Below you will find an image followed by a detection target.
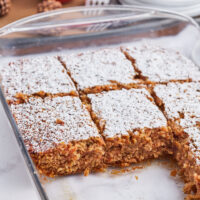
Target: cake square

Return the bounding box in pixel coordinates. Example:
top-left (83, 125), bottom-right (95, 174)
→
top-left (59, 48), bottom-right (141, 94)
top-left (0, 56), bottom-right (77, 104)
top-left (10, 96), bottom-right (105, 177)
top-left (153, 82), bottom-right (200, 137)
top-left (153, 82), bottom-right (200, 194)
top-left (87, 88), bottom-right (172, 165)
top-left (122, 44), bottom-right (200, 83)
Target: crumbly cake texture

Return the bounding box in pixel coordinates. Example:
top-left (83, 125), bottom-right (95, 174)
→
top-left (122, 44), bottom-right (200, 83)
top-left (0, 57), bottom-right (77, 104)
top-left (10, 96), bottom-right (105, 177)
top-left (153, 82), bottom-right (200, 195)
top-left (59, 48), bottom-right (141, 94)
top-left (87, 88), bottom-right (173, 165)
top-left (1, 45), bottom-right (200, 198)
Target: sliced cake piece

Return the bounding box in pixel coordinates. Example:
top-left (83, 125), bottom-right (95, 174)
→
top-left (153, 82), bottom-right (200, 137)
top-left (59, 48), bottom-right (141, 94)
top-left (153, 82), bottom-right (200, 196)
top-left (0, 56), bottom-right (77, 104)
top-left (10, 96), bottom-right (105, 177)
top-left (122, 44), bottom-right (200, 83)
top-left (86, 88), bottom-right (173, 166)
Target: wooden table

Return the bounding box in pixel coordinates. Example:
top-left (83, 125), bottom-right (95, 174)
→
top-left (0, 0), bottom-right (85, 27)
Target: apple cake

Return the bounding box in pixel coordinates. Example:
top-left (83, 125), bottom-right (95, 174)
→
top-left (86, 88), bottom-right (173, 166)
top-left (0, 44), bottom-right (199, 199)
top-left (58, 48), bottom-right (141, 94)
top-left (0, 56), bottom-right (77, 104)
top-left (10, 96), bottom-right (105, 177)
top-left (122, 44), bottom-right (200, 84)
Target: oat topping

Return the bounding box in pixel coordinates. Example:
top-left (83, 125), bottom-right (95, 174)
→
top-left (59, 48), bottom-right (139, 91)
top-left (0, 56), bottom-right (77, 101)
top-left (88, 88), bottom-right (167, 138)
top-left (122, 44), bottom-right (200, 82)
top-left (10, 96), bottom-right (100, 152)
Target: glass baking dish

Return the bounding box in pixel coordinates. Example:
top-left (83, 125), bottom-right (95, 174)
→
top-left (0, 5), bottom-right (200, 200)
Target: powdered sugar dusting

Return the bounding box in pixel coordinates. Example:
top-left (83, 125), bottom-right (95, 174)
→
top-left (10, 96), bottom-right (100, 152)
top-left (0, 56), bottom-right (77, 101)
top-left (59, 48), bottom-right (139, 91)
top-left (122, 44), bottom-right (200, 82)
top-left (154, 82), bottom-right (200, 163)
top-left (88, 88), bottom-right (167, 138)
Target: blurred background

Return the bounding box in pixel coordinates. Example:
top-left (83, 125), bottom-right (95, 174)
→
top-left (0, 0), bottom-right (199, 28)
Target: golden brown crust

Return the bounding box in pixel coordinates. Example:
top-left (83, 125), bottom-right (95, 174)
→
top-left (104, 127), bottom-right (173, 165)
top-left (31, 137), bottom-right (106, 177)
